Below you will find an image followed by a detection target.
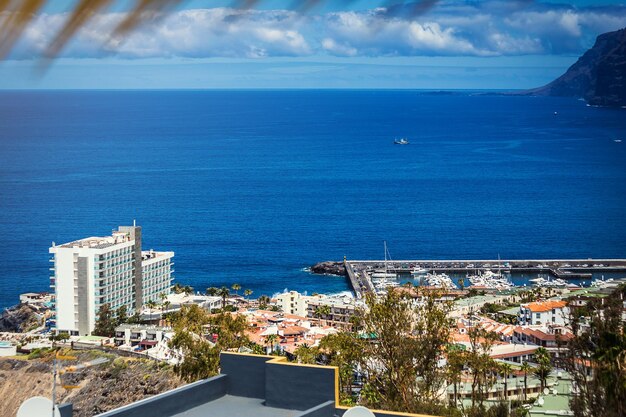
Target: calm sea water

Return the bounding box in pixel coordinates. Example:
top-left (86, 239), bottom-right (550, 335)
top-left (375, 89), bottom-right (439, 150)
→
top-left (1, 90), bottom-right (625, 309)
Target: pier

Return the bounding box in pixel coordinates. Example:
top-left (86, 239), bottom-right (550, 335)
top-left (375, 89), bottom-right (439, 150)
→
top-left (344, 258), bottom-right (626, 298)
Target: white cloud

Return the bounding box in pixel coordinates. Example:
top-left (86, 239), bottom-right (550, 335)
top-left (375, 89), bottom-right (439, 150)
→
top-left (5, 2), bottom-right (626, 60)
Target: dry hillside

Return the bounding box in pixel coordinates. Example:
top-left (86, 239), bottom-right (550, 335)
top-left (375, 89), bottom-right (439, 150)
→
top-left (0, 349), bottom-right (183, 417)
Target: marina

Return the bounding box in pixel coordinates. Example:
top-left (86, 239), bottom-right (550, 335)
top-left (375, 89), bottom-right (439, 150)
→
top-left (344, 258), bottom-right (626, 298)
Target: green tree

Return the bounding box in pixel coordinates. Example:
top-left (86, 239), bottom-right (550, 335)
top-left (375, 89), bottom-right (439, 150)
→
top-left (206, 287), bottom-right (218, 297)
top-left (244, 289), bottom-right (253, 302)
top-left (232, 283), bottom-right (241, 296)
top-left (183, 285), bottom-right (194, 296)
top-left (499, 362), bottom-right (514, 400)
top-left (314, 304), bottom-right (331, 326)
top-left (93, 303), bottom-right (116, 337)
top-left (169, 304), bottom-right (252, 382)
top-left (319, 331), bottom-right (365, 404)
top-left (258, 295), bottom-right (270, 310)
top-left (163, 301), bottom-right (171, 323)
top-left (294, 343), bottom-right (318, 364)
top-left (49, 332), bottom-right (70, 346)
top-left (127, 311), bottom-right (142, 324)
top-left (266, 333), bottom-right (278, 354)
top-left (354, 289), bottom-right (454, 413)
top-left (560, 285), bottom-right (626, 417)
top-left (218, 286), bottom-right (230, 309)
top-left (116, 305), bottom-right (128, 325)
top-left (466, 327), bottom-right (499, 410)
top-left (446, 345), bottom-right (466, 407)
top-left (520, 361), bottom-right (531, 401)
top-left (533, 347), bottom-right (552, 392)
top-left (207, 311), bottom-right (249, 350)
top-left (146, 299), bottom-right (157, 310)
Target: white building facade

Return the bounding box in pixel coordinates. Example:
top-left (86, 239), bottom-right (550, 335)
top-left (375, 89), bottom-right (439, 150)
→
top-left (50, 225), bottom-right (173, 335)
top-left (141, 250), bottom-right (175, 304)
top-left (275, 291), bottom-right (311, 316)
top-left (518, 300), bottom-right (569, 326)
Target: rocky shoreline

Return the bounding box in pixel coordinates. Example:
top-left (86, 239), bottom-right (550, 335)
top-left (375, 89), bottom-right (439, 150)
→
top-left (0, 303), bottom-right (45, 333)
top-left (310, 261), bottom-right (346, 277)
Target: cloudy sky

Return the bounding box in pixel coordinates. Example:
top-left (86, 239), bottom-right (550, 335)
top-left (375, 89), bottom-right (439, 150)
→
top-left (1, 0), bottom-right (625, 89)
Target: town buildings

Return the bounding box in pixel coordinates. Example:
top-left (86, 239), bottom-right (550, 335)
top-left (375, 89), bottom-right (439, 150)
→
top-left (274, 291), bottom-right (360, 329)
top-left (50, 224), bottom-right (174, 335)
top-left (114, 323), bottom-right (171, 350)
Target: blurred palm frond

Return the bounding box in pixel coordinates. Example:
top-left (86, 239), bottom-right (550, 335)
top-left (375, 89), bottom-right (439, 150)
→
top-left (0, 0), bottom-right (441, 62)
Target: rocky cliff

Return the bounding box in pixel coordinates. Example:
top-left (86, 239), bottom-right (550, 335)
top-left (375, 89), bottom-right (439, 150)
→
top-left (0, 351), bottom-right (183, 417)
top-left (529, 27), bottom-right (626, 107)
top-left (310, 261), bottom-right (346, 276)
top-left (0, 303), bottom-right (44, 332)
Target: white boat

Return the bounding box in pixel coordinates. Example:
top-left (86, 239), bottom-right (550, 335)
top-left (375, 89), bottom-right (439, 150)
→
top-left (591, 277), bottom-right (615, 288)
top-left (467, 269), bottom-right (513, 290)
top-left (614, 139), bottom-right (622, 143)
top-left (424, 272), bottom-right (457, 289)
top-left (394, 138), bottom-right (409, 145)
top-left (530, 276), bottom-right (568, 288)
top-left (372, 271), bottom-right (398, 279)
top-left (371, 241), bottom-right (398, 293)
top-left (410, 267), bottom-right (429, 276)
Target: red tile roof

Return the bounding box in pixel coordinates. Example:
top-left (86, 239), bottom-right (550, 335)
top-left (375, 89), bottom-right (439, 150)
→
top-left (524, 300), bottom-right (567, 313)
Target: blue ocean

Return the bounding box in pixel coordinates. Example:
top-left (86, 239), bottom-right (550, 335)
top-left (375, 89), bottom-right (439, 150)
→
top-left (1, 90), bottom-right (625, 309)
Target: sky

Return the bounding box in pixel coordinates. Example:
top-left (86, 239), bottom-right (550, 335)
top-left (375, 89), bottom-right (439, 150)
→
top-left (0, 0), bottom-right (625, 89)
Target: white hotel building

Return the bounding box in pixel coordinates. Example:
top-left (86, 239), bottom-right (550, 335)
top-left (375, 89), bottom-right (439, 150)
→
top-left (50, 225), bottom-right (174, 336)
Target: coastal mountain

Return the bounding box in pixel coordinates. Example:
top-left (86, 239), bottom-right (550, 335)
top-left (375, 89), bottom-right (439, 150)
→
top-left (528, 27), bottom-right (626, 107)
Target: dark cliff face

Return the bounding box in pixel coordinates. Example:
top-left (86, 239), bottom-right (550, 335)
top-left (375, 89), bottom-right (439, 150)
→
top-left (531, 27), bottom-right (626, 107)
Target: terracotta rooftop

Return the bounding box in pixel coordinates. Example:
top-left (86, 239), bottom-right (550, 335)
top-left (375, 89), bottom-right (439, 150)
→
top-left (524, 300), bottom-right (567, 312)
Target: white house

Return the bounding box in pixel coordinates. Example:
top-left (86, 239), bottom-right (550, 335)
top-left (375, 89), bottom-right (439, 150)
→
top-left (518, 300), bottom-right (569, 326)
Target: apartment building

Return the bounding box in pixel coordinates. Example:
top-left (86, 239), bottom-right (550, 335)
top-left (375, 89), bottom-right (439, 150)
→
top-left (114, 323), bottom-right (171, 349)
top-left (141, 249), bottom-right (174, 304)
top-left (518, 300), bottom-right (569, 326)
top-left (274, 291), bottom-right (311, 316)
top-left (50, 224), bottom-right (173, 335)
top-left (306, 297), bottom-right (358, 328)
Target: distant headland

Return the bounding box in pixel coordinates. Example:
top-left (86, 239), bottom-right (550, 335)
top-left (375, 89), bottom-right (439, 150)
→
top-left (523, 27), bottom-right (626, 108)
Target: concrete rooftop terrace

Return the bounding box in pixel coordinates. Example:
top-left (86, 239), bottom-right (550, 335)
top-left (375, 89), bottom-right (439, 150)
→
top-left (59, 352), bottom-right (436, 417)
top-left (171, 395), bottom-right (298, 417)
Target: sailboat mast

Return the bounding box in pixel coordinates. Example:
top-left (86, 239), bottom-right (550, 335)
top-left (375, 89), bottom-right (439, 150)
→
top-left (384, 240), bottom-right (387, 274)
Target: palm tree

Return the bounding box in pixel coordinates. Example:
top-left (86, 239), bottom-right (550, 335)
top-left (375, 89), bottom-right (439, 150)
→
top-left (183, 285), bottom-right (194, 296)
top-left (162, 300), bottom-right (171, 325)
top-left (206, 287), bottom-right (219, 297)
top-left (266, 333), bottom-right (278, 354)
top-left (499, 362), bottom-right (514, 400)
top-left (158, 292), bottom-right (167, 317)
top-left (146, 299), bottom-right (157, 314)
top-left (534, 347), bottom-right (552, 392)
top-left (458, 277), bottom-right (465, 291)
top-left (446, 348), bottom-right (465, 406)
top-left (218, 286), bottom-right (230, 309)
top-left (521, 361), bottom-right (532, 401)
top-left (244, 289), bottom-right (253, 303)
top-left (258, 295), bottom-right (270, 310)
top-left (232, 283), bottom-right (241, 296)
top-left (314, 305), bottom-right (332, 326)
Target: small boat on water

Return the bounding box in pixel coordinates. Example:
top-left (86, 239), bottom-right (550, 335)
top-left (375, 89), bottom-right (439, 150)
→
top-left (410, 267), bottom-right (429, 276)
top-left (394, 138), bottom-right (409, 145)
top-left (614, 139), bottom-right (622, 143)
